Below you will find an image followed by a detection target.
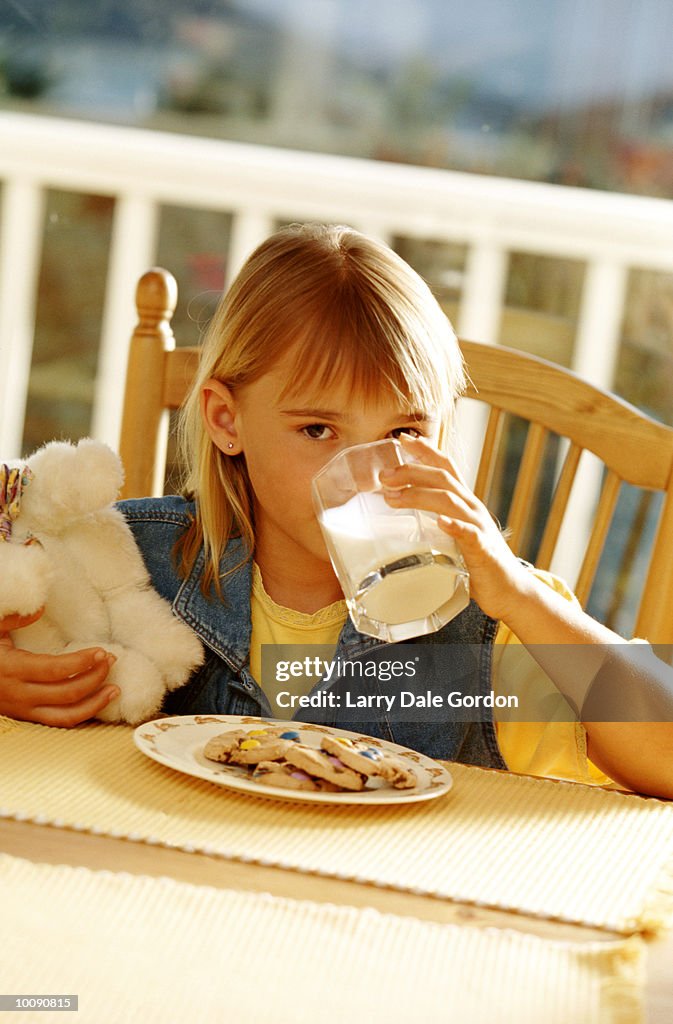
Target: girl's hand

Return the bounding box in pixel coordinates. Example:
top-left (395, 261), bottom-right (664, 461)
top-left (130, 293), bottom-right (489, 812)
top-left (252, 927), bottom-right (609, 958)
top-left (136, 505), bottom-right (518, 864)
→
top-left (0, 610), bottom-right (120, 727)
top-left (379, 435), bottom-right (531, 622)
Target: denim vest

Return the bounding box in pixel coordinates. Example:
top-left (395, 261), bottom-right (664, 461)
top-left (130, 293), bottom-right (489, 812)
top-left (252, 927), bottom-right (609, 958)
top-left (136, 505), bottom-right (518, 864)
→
top-left (119, 496), bottom-right (507, 770)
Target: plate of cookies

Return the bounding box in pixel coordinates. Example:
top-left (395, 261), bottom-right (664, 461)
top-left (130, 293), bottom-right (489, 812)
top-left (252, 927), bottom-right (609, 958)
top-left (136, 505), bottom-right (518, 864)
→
top-left (133, 715), bottom-right (453, 804)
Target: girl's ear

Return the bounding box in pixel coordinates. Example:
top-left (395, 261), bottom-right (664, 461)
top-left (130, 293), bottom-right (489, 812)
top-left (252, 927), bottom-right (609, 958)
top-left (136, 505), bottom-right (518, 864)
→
top-left (201, 378), bottom-right (242, 455)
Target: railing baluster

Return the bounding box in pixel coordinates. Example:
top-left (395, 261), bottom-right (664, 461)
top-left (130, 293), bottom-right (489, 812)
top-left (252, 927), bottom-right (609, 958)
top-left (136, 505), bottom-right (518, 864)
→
top-left (0, 179), bottom-right (45, 456)
top-left (574, 260), bottom-right (628, 388)
top-left (550, 260), bottom-right (628, 586)
top-left (91, 194), bottom-right (159, 449)
top-left (227, 211), bottom-right (276, 287)
top-left (455, 241), bottom-right (508, 485)
top-left (458, 241), bottom-right (508, 345)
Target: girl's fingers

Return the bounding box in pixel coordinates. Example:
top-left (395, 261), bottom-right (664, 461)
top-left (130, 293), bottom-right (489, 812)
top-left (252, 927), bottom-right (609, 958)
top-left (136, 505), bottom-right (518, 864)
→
top-left (380, 463), bottom-right (483, 519)
top-left (32, 685), bottom-right (120, 728)
top-left (399, 434), bottom-right (471, 489)
top-left (437, 515), bottom-right (480, 544)
top-left (17, 659), bottom-right (116, 706)
top-left (381, 461), bottom-right (463, 495)
top-left (5, 646), bottom-right (111, 684)
top-left (390, 436), bottom-right (480, 509)
top-left (383, 484), bottom-right (474, 522)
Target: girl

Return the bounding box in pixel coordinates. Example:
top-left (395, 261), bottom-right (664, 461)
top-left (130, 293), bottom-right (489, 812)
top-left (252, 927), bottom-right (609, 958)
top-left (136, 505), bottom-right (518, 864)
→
top-left (2, 223), bottom-right (672, 797)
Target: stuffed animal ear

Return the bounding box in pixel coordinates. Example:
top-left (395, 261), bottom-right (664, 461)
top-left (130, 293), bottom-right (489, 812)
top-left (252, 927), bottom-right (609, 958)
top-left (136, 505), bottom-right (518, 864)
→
top-left (0, 541), bottom-right (52, 618)
top-left (21, 439), bottom-right (124, 529)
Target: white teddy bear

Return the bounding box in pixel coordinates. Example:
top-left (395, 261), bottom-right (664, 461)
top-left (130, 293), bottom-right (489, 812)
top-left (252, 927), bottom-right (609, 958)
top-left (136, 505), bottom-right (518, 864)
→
top-left (0, 439), bottom-right (203, 724)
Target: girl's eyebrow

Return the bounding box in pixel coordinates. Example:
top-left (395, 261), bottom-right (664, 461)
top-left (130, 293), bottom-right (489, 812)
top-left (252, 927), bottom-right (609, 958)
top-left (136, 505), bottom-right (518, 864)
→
top-left (280, 408), bottom-right (435, 422)
top-left (280, 408), bottom-right (351, 420)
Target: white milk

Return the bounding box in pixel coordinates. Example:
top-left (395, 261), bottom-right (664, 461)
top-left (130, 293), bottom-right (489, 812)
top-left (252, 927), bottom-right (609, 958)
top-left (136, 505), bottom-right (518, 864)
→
top-left (319, 491), bottom-right (468, 626)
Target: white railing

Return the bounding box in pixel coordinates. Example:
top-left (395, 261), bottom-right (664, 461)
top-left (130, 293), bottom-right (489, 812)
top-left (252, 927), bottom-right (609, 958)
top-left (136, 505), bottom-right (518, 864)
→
top-left (2, 110), bottom-right (673, 585)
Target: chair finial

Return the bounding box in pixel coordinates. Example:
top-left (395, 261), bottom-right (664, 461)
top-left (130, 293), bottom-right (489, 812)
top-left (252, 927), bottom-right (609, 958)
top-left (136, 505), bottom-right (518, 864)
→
top-left (135, 268), bottom-right (178, 327)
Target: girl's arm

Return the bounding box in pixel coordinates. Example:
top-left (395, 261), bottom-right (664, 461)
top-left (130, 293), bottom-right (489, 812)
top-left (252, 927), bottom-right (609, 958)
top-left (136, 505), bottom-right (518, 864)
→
top-left (490, 570), bottom-right (673, 798)
top-left (0, 611), bottom-right (119, 727)
top-left (381, 435), bottom-right (673, 799)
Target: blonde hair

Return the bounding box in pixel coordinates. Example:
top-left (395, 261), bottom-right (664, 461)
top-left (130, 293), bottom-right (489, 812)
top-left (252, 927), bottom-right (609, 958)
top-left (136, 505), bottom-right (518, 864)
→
top-left (177, 223), bottom-right (466, 592)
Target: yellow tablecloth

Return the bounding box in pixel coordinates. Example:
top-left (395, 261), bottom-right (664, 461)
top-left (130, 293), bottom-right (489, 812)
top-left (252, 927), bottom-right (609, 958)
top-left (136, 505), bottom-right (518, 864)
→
top-left (2, 717), bottom-right (673, 934)
top-left (0, 852), bottom-right (645, 1024)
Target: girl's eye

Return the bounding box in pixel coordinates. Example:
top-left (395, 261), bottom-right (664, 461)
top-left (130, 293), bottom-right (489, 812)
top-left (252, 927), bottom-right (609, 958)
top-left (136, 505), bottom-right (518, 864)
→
top-left (302, 424), bottom-right (336, 441)
top-left (390, 426), bottom-right (422, 439)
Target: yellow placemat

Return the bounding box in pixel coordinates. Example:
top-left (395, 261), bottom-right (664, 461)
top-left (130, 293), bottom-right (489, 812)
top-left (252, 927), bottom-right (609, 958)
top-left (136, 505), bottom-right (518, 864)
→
top-left (2, 718), bottom-right (673, 935)
top-left (0, 852), bottom-right (645, 1024)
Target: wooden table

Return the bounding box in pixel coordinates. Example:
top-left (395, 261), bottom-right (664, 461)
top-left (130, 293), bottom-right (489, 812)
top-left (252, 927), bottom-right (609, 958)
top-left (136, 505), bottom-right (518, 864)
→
top-left (2, 717), bottom-right (672, 1022)
top-left (1, 792), bottom-right (671, 1023)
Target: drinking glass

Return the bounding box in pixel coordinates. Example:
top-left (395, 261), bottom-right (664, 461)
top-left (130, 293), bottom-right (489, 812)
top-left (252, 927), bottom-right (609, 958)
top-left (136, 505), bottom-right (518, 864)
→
top-left (312, 439), bottom-right (469, 641)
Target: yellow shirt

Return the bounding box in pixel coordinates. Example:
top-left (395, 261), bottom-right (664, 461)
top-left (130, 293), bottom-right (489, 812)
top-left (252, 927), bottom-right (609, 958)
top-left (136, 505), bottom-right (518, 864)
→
top-left (249, 563), bottom-right (346, 718)
top-left (249, 563), bottom-right (610, 785)
top-left (491, 570), bottom-right (610, 786)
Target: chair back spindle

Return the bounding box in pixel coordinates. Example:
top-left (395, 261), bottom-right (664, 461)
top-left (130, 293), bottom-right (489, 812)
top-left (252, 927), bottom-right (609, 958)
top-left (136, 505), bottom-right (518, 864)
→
top-left (119, 269), bottom-right (177, 498)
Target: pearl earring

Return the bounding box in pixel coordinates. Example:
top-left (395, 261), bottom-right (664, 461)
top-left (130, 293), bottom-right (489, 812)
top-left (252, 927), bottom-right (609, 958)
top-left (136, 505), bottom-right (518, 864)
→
top-left (227, 442), bottom-right (234, 450)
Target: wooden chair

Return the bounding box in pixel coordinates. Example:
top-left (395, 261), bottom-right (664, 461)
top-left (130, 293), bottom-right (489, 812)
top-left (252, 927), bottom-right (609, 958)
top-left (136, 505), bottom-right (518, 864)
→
top-left (119, 269), bottom-right (200, 499)
top-left (459, 340), bottom-right (673, 644)
top-left (119, 268), bottom-right (673, 643)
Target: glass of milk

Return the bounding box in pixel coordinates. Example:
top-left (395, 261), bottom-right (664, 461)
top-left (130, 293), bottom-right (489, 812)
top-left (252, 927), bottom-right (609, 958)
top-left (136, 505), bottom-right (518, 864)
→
top-left (312, 439), bottom-right (469, 640)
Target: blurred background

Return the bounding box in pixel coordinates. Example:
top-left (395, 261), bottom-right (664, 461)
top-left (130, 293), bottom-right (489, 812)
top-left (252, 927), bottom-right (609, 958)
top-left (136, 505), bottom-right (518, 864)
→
top-left (1, 0), bottom-right (673, 633)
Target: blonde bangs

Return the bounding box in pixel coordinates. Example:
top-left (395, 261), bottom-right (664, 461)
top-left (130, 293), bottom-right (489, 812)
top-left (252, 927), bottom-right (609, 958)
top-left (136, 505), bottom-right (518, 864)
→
top-left (279, 315), bottom-right (450, 420)
top-left (274, 250), bottom-right (461, 424)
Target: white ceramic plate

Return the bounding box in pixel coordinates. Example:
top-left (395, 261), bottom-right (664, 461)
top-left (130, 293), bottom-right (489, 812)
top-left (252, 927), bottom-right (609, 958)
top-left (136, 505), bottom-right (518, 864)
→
top-left (133, 715), bottom-right (453, 805)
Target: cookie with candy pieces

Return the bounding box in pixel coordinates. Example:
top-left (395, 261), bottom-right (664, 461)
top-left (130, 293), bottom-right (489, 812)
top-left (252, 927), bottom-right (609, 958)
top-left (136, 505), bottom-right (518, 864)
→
top-left (251, 760), bottom-right (340, 792)
top-left (321, 735), bottom-right (418, 789)
top-left (283, 743), bottom-right (366, 791)
top-left (204, 726), bottom-right (301, 766)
